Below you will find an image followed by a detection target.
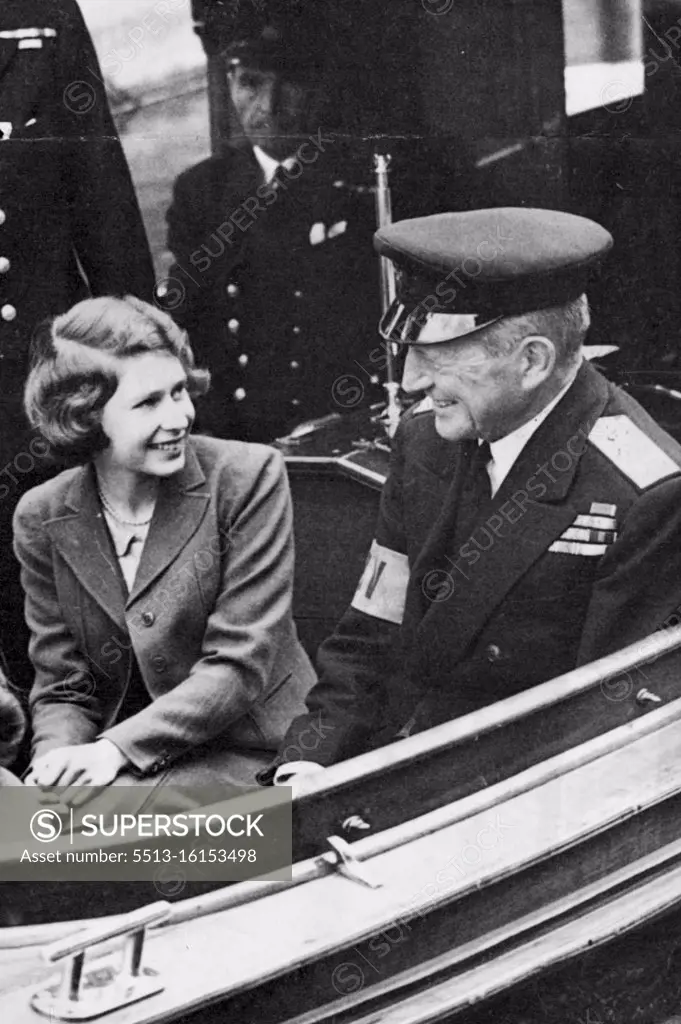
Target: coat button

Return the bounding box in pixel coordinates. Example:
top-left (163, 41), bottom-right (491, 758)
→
top-left (0, 210), bottom-right (7, 227)
top-left (291, 398), bottom-right (301, 407)
top-left (1, 304), bottom-right (16, 322)
top-left (152, 655), bottom-right (167, 672)
top-left (292, 325), bottom-right (301, 335)
top-left (141, 611), bottom-right (155, 627)
top-left (234, 387), bottom-right (246, 401)
top-left (227, 283), bottom-right (239, 297)
top-left (238, 353), bottom-right (249, 367)
top-left (0, 257), bottom-right (10, 274)
top-left (485, 643), bottom-right (502, 663)
top-left (228, 318), bottom-right (239, 333)
top-left (293, 289), bottom-right (303, 298)
top-left (290, 360), bottom-right (300, 370)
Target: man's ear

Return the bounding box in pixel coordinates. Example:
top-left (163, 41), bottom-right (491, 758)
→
top-left (518, 335), bottom-right (556, 387)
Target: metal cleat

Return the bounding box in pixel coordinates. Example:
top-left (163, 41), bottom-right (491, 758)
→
top-left (341, 815), bottom-right (372, 833)
top-left (32, 901), bottom-right (170, 1021)
top-left (636, 688), bottom-right (663, 706)
top-left (326, 835), bottom-right (383, 889)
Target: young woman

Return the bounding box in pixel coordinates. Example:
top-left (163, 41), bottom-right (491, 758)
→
top-left (14, 296), bottom-right (315, 791)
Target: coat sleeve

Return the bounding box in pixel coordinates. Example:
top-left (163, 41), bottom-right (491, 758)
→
top-left (163, 160), bottom-right (246, 333)
top-left (0, 663), bottom-right (26, 769)
top-left (577, 474), bottom-right (681, 665)
top-left (264, 427), bottom-right (411, 774)
top-left (162, 168), bottom-right (207, 333)
top-left (59, 0), bottom-right (155, 301)
top-left (101, 449), bottom-right (301, 773)
top-left (13, 497), bottom-right (104, 759)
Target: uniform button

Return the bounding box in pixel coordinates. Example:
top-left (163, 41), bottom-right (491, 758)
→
top-left (290, 360), bottom-right (300, 370)
top-left (152, 655), bottom-right (167, 672)
top-left (1, 304), bottom-right (16, 322)
top-left (141, 611), bottom-right (155, 627)
top-left (0, 257), bottom-right (10, 274)
top-left (234, 387), bottom-right (247, 401)
top-left (0, 210), bottom-right (7, 226)
top-left (293, 289), bottom-right (303, 298)
top-left (291, 398), bottom-right (301, 407)
top-left (228, 318), bottom-right (239, 333)
top-left (485, 643), bottom-right (502, 663)
top-left (292, 325), bottom-right (301, 335)
top-left (227, 283), bottom-right (239, 297)
top-left (238, 354), bottom-right (249, 367)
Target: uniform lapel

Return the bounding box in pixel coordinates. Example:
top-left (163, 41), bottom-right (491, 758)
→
top-left (126, 444), bottom-right (210, 607)
top-left (44, 465), bottom-right (128, 633)
top-left (414, 362), bottom-right (611, 665)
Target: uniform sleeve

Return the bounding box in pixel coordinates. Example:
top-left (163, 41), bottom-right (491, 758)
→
top-left (162, 169), bottom-right (207, 333)
top-left (102, 450), bottom-right (299, 774)
top-left (577, 474), bottom-right (681, 664)
top-left (59, 1), bottom-right (155, 301)
top-left (13, 499), bottom-right (103, 760)
top-left (265, 427), bottom-right (411, 772)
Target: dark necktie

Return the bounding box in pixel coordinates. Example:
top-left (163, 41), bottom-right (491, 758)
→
top-left (451, 440), bottom-right (493, 554)
top-left (271, 165), bottom-right (288, 191)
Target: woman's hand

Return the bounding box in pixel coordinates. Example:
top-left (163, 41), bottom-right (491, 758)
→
top-left (25, 739), bottom-right (129, 790)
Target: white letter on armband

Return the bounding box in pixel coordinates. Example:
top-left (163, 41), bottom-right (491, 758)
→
top-left (351, 540), bottom-right (409, 624)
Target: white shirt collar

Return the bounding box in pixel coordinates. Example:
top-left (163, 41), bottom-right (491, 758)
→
top-left (252, 145), bottom-right (296, 184)
top-left (487, 364), bottom-right (581, 496)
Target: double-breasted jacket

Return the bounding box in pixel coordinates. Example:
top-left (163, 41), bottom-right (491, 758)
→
top-left (275, 361), bottom-right (681, 767)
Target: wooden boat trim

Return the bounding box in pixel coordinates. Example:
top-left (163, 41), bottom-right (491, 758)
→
top-left (282, 838), bottom-right (681, 1024)
top-left (6, 712), bottom-right (681, 1018)
top-left (4, 681), bottom-right (681, 956)
top-left (3, 679), bottom-right (681, 953)
top-left (292, 623), bottom-right (681, 802)
top-left (312, 856), bottom-right (681, 1024)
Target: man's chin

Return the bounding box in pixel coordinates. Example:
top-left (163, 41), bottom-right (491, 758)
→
top-left (432, 405), bottom-right (475, 442)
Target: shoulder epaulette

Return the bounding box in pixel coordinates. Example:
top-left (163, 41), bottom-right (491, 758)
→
top-left (588, 415), bottom-right (681, 489)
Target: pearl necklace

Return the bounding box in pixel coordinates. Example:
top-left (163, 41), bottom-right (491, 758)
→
top-left (97, 485), bottom-right (154, 528)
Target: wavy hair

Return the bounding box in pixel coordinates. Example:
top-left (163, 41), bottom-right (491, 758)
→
top-left (24, 296), bottom-right (210, 464)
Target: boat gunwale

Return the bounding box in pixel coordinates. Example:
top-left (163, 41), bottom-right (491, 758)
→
top-left (3, 625), bottom-right (681, 949)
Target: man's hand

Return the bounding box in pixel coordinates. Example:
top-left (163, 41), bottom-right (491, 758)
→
top-left (25, 740), bottom-right (129, 792)
top-left (273, 761), bottom-right (325, 798)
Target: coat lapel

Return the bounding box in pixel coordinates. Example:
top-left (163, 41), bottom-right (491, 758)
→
top-left (127, 445), bottom-right (210, 607)
top-left (45, 465), bottom-right (128, 632)
top-left (414, 362), bottom-right (611, 665)
top-left (44, 446), bottom-right (211, 627)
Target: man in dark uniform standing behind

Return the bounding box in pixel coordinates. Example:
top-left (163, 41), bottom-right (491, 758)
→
top-left (162, 1), bottom-right (475, 443)
top-left (0, 0), bottom-right (154, 688)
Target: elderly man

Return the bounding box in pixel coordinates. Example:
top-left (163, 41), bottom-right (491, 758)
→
top-left (265, 207), bottom-right (681, 782)
top-left (162, 4), bottom-right (474, 442)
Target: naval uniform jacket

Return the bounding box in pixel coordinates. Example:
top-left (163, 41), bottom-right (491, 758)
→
top-left (0, 0), bottom-right (154, 685)
top-left (13, 437), bottom-right (316, 780)
top-left (164, 139), bottom-right (474, 443)
top-left (275, 361), bottom-right (681, 767)
top-left (0, 0), bottom-right (154, 466)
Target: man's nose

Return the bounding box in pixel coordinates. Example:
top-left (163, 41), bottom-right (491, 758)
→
top-left (255, 80), bottom-right (277, 116)
top-left (401, 347), bottom-right (431, 394)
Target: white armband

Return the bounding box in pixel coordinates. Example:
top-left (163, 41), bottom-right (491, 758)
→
top-left (351, 540), bottom-right (409, 624)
